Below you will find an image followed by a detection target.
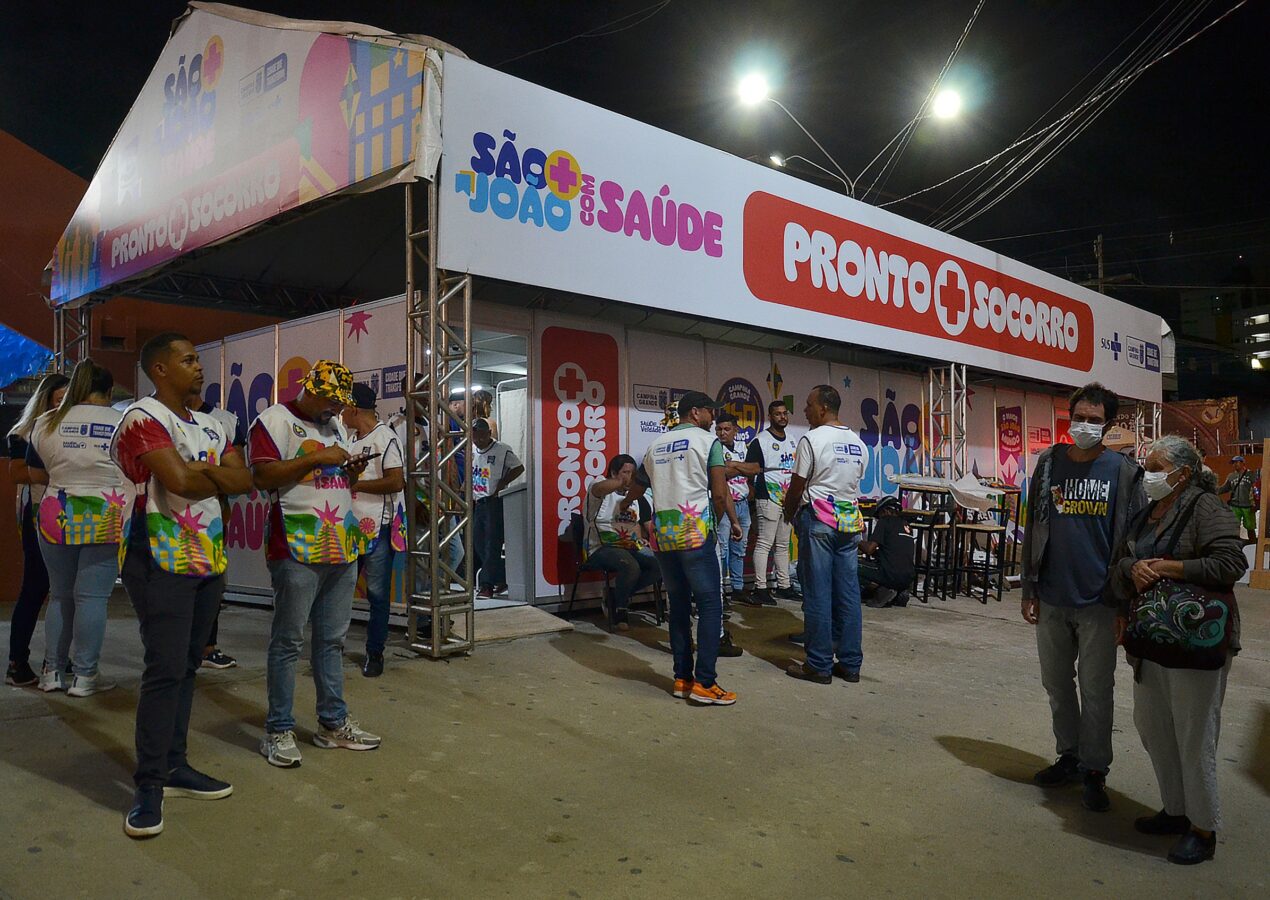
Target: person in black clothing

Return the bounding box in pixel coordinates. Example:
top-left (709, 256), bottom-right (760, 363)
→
top-left (860, 497), bottom-right (916, 608)
top-left (4, 373), bottom-right (69, 686)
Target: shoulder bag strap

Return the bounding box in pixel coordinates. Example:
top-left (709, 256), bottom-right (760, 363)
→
top-left (1160, 494), bottom-right (1202, 559)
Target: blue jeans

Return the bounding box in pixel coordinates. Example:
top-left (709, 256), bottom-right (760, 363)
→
top-left (796, 510), bottom-right (862, 674)
top-left (656, 535), bottom-right (722, 687)
top-left (265, 556), bottom-right (357, 733)
top-left (716, 501), bottom-right (751, 592)
top-left (359, 524), bottom-right (395, 656)
top-left (38, 538), bottom-right (119, 677)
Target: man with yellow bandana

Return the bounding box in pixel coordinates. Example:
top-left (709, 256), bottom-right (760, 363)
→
top-left (249, 361), bottom-right (378, 768)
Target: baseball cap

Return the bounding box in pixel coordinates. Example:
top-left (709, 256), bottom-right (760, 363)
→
top-left (300, 360), bottom-right (354, 406)
top-left (875, 496), bottom-right (902, 515)
top-left (1231, 455), bottom-right (1245, 462)
top-left (350, 382), bottom-right (377, 410)
top-left (676, 390), bottom-right (719, 414)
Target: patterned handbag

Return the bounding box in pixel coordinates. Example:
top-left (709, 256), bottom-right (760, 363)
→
top-left (1123, 496), bottom-right (1237, 670)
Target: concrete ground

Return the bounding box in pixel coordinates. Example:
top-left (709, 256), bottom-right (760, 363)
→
top-left (1, 586), bottom-right (1266, 900)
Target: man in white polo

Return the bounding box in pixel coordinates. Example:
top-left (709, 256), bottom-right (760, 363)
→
top-left (783, 385), bottom-right (868, 684)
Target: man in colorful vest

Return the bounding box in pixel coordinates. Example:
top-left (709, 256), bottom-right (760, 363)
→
top-left (783, 385), bottom-right (868, 684)
top-left (249, 361), bottom-right (380, 767)
top-left (714, 412), bottom-right (752, 605)
top-left (342, 382), bottom-right (406, 678)
top-left (742, 400), bottom-right (798, 606)
top-left (113, 333), bottom-right (253, 839)
top-left (625, 391), bottom-right (743, 705)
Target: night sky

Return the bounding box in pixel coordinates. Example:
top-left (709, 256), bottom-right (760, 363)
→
top-left (3, 0), bottom-right (1266, 308)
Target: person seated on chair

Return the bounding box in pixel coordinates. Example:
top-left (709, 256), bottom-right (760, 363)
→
top-left (860, 497), bottom-right (916, 608)
top-left (584, 454), bottom-right (662, 630)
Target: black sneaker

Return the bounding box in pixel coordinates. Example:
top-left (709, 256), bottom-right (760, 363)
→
top-left (362, 652), bottom-right (384, 678)
top-left (124, 785), bottom-right (164, 838)
top-left (731, 588), bottom-right (751, 605)
top-left (772, 586), bottom-right (798, 602)
top-left (1033, 754), bottom-right (1081, 787)
top-left (164, 765), bottom-right (233, 800)
top-left (890, 591), bottom-right (910, 608)
top-left (740, 589), bottom-right (773, 607)
top-left (1135, 810), bottom-right (1191, 835)
top-left (864, 588), bottom-right (896, 609)
top-left (1167, 829), bottom-right (1216, 865)
top-left (786, 662), bottom-right (832, 684)
top-left (5, 660), bottom-right (38, 687)
top-left (788, 632), bottom-right (806, 645)
top-left (201, 649), bottom-right (237, 669)
top-left (717, 630), bottom-right (744, 657)
top-left (832, 663), bottom-right (860, 682)
top-left (1081, 770), bottom-right (1110, 812)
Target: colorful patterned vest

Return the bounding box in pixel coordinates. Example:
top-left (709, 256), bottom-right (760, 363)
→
top-left (31, 405), bottom-right (126, 545)
top-left (642, 426), bottom-right (718, 551)
top-left (255, 403), bottom-right (365, 564)
top-left (113, 398), bottom-right (230, 576)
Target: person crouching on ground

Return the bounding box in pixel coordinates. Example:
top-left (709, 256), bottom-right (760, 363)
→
top-left (782, 385), bottom-right (869, 684)
top-left (860, 496), bottom-right (916, 608)
top-left (623, 391), bottom-right (742, 705)
top-left (1111, 435), bottom-right (1246, 865)
top-left (113, 333), bottom-right (253, 838)
top-left (248, 361), bottom-right (379, 767)
top-left (342, 383), bottom-right (406, 678)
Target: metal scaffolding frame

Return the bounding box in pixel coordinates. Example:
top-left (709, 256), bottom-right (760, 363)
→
top-left (925, 363), bottom-right (968, 479)
top-left (1134, 401), bottom-right (1162, 463)
top-left (52, 304), bottom-right (93, 371)
top-left (404, 179), bottom-right (475, 658)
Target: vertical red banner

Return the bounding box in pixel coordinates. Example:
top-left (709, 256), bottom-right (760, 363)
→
top-left (539, 326), bottom-right (620, 585)
top-left (997, 405), bottom-right (1024, 485)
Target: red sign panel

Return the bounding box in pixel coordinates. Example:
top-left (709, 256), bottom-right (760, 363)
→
top-left (742, 191), bottom-right (1094, 371)
top-left (539, 326), bottom-right (620, 585)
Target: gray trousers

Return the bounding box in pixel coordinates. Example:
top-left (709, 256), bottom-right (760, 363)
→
top-left (1035, 602), bottom-right (1117, 773)
top-left (1133, 658), bottom-right (1231, 831)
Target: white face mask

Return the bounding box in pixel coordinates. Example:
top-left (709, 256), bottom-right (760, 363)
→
top-left (1068, 421), bottom-right (1104, 450)
top-left (1143, 468), bottom-right (1178, 502)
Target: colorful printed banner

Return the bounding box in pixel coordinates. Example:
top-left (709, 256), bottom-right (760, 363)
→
top-left (51, 8), bottom-right (438, 306)
top-left (438, 56), bottom-right (1163, 402)
top-left (997, 405), bottom-right (1024, 486)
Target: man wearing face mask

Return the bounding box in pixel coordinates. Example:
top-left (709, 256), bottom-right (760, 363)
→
top-left (1021, 383), bottom-right (1145, 812)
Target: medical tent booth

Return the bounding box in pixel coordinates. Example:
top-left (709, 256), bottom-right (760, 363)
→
top-left (48, 3), bottom-right (1167, 658)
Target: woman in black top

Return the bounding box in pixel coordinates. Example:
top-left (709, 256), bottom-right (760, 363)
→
top-left (5, 372), bottom-right (69, 686)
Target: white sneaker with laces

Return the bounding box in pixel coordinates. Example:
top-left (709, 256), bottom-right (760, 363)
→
top-left (67, 674), bottom-right (116, 697)
top-left (38, 668), bottom-right (64, 693)
top-left (313, 718), bottom-right (381, 751)
top-left (260, 730), bottom-right (303, 767)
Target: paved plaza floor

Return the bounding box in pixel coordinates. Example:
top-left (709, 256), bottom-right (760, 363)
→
top-left (1, 586), bottom-right (1266, 898)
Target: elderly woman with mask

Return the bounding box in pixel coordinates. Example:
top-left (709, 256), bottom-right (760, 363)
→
top-left (1110, 434), bottom-right (1246, 866)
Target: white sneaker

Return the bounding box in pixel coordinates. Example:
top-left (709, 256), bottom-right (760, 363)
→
top-left (260, 730), bottom-right (303, 767)
top-left (38, 668), bottom-right (64, 693)
top-left (66, 674), bottom-right (116, 697)
top-left (313, 718), bottom-right (381, 751)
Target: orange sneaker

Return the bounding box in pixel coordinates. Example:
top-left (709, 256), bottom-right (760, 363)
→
top-left (689, 682), bottom-right (737, 706)
top-left (672, 678), bottom-right (694, 698)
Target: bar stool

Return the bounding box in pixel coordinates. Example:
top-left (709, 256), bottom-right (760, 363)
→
top-left (908, 513), bottom-right (954, 603)
top-left (953, 521), bottom-right (1007, 603)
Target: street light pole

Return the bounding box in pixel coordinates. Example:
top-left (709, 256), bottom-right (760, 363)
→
top-left (764, 97), bottom-right (857, 198)
top-left (770, 154), bottom-right (853, 195)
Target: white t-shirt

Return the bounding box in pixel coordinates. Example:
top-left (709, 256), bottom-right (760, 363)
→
top-left (349, 421), bottom-right (406, 552)
top-left (793, 424), bottom-right (868, 533)
top-left (471, 440), bottom-right (522, 501)
top-left (28, 405), bottom-right (126, 545)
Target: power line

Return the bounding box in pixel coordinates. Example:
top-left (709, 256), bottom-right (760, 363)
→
top-left (496, 1), bottom-right (673, 67)
top-left (881, 0), bottom-right (1249, 212)
top-left (861, 0), bottom-right (985, 204)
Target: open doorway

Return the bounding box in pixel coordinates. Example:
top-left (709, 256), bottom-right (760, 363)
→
top-left (470, 329), bottom-right (529, 609)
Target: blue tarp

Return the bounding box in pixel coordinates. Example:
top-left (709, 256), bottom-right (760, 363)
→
top-left (0, 323), bottom-right (52, 389)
